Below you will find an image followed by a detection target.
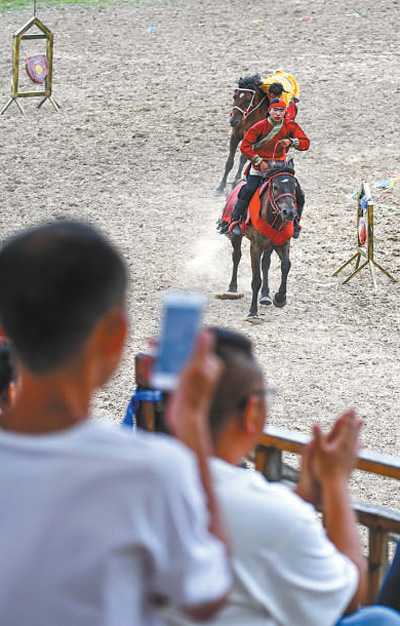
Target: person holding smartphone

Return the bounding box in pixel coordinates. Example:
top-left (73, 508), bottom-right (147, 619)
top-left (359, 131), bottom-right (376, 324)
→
top-left (0, 221), bottom-right (231, 626)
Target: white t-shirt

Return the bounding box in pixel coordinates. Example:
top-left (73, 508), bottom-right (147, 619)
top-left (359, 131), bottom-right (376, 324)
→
top-left (0, 420), bottom-right (231, 626)
top-left (163, 457), bottom-right (358, 626)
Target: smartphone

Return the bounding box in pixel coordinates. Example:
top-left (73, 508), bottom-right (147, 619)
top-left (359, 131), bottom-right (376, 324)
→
top-left (150, 292), bottom-right (206, 391)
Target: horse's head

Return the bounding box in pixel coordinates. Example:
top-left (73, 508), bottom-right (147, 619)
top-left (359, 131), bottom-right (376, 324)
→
top-left (265, 159), bottom-right (297, 223)
top-left (229, 74), bottom-right (263, 129)
top-left (230, 88), bottom-right (255, 127)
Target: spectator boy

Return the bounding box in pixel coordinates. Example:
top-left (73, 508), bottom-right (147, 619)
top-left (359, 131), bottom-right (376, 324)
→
top-left (163, 329), bottom-right (400, 626)
top-left (0, 221), bottom-right (231, 626)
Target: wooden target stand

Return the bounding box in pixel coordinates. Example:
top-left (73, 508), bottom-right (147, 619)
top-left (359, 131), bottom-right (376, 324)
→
top-left (333, 182), bottom-right (397, 289)
top-left (1, 4), bottom-right (60, 115)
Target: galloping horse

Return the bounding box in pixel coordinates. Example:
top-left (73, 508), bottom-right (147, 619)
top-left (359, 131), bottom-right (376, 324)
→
top-left (214, 74), bottom-right (269, 195)
top-left (222, 160), bottom-right (298, 317)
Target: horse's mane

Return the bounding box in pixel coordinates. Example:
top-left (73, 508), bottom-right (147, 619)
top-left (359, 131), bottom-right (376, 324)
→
top-left (259, 164), bottom-right (296, 201)
top-left (237, 74), bottom-right (262, 90)
top-left (264, 164), bottom-right (295, 180)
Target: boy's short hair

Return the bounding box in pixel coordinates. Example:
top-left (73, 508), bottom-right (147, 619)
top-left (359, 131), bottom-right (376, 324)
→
top-left (268, 82), bottom-right (284, 97)
top-left (0, 221), bottom-right (127, 374)
top-left (208, 328), bottom-right (263, 440)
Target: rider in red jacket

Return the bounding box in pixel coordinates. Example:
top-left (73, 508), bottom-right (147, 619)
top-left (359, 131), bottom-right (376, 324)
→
top-left (229, 98), bottom-right (310, 237)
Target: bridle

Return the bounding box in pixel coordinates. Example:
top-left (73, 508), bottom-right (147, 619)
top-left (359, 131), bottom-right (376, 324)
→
top-left (231, 88), bottom-right (267, 120)
top-left (265, 171), bottom-right (297, 231)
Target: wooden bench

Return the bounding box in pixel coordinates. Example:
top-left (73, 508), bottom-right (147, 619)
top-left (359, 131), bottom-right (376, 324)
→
top-left (256, 425), bottom-right (400, 604)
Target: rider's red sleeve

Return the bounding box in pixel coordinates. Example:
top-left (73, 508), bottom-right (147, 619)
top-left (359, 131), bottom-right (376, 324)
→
top-left (289, 121), bottom-right (310, 151)
top-left (240, 119), bottom-right (268, 163)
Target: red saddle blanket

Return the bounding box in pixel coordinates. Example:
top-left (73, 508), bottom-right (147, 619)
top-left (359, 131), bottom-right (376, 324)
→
top-left (220, 182), bottom-right (246, 222)
top-left (221, 182), bottom-right (293, 245)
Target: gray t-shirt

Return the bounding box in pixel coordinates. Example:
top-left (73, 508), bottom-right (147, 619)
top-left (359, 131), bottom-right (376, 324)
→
top-left (0, 421), bottom-right (231, 626)
top-left (163, 457), bottom-right (357, 626)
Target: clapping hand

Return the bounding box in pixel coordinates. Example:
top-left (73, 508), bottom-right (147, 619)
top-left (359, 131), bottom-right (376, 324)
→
top-left (312, 409), bottom-right (363, 484)
top-left (297, 409), bottom-right (363, 505)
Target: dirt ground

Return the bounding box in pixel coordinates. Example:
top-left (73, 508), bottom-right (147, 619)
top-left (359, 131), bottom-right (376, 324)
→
top-left (0, 0), bottom-right (399, 511)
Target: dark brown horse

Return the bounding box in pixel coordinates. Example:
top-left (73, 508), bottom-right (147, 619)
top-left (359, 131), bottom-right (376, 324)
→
top-left (226, 160), bottom-right (298, 317)
top-left (214, 74), bottom-right (269, 195)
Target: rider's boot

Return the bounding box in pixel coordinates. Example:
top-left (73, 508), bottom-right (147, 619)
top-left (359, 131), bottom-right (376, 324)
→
top-left (229, 198), bottom-right (248, 236)
top-left (293, 218), bottom-right (301, 238)
top-left (293, 182), bottom-right (305, 239)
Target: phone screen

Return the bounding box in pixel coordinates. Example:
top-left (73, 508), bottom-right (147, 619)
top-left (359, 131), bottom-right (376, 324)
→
top-left (150, 292), bottom-right (205, 390)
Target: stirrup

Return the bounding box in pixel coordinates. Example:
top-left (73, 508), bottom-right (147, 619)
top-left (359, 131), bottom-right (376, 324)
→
top-left (229, 220), bottom-right (242, 235)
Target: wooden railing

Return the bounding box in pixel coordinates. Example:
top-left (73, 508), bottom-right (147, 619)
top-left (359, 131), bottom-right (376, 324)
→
top-left (255, 425), bottom-right (400, 604)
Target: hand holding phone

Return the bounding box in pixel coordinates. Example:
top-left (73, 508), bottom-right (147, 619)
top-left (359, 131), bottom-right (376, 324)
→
top-left (150, 292), bottom-right (206, 391)
top-left (165, 329), bottom-right (224, 446)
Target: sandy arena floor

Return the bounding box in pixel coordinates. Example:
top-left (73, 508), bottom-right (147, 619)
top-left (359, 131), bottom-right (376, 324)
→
top-left (0, 0), bottom-right (399, 512)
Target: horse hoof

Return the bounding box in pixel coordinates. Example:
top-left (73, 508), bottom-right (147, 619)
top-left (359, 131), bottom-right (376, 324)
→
top-left (246, 315), bottom-right (264, 325)
top-left (260, 295), bottom-right (273, 306)
top-left (213, 188), bottom-right (225, 196)
top-left (215, 292), bottom-right (244, 300)
top-left (273, 294), bottom-right (287, 308)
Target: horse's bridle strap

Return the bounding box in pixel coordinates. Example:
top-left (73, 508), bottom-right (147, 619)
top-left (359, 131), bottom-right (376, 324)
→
top-left (231, 92), bottom-right (267, 120)
top-left (267, 172), bottom-right (297, 224)
top-left (273, 192), bottom-right (296, 202)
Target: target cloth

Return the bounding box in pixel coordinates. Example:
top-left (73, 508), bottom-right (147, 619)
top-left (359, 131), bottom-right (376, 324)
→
top-left (26, 55), bottom-right (49, 84)
top-left (358, 217), bottom-right (367, 246)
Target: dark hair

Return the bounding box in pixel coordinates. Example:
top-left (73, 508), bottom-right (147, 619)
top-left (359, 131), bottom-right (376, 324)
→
top-left (268, 82), bottom-right (285, 97)
top-left (0, 221), bottom-right (127, 373)
top-left (0, 340), bottom-right (15, 395)
top-left (208, 328), bottom-right (262, 441)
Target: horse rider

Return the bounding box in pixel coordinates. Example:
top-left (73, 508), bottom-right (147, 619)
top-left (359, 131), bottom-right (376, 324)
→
top-left (229, 98), bottom-right (310, 237)
top-left (261, 70), bottom-right (300, 121)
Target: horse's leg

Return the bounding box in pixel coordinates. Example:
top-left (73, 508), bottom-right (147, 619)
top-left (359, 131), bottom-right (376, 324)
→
top-left (260, 248), bottom-right (273, 305)
top-left (214, 133), bottom-right (241, 195)
top-left (273, 243), bottom-right (291, 308)
top-left (233, 152), bottom-right (247, 187)
top-left (228, 234), bottom-right (242, 293)
top-left (249, 242), bottom-right (263, 317)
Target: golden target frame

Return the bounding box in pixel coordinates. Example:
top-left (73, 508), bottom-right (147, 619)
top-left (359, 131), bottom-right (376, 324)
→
top-left (333, 182), bottom-right (397, 289)
top-left (1, 15), bottom-right (60, 115)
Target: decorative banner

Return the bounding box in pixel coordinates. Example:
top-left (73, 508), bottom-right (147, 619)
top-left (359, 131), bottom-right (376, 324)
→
top-left (26, 54), bottom-right (49, 84)
top-left (358, 216), bottom-right (367, 246)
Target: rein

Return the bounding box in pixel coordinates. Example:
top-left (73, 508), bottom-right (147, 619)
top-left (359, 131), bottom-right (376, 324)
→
top-left (231, 89), bottom-right (267, 120)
